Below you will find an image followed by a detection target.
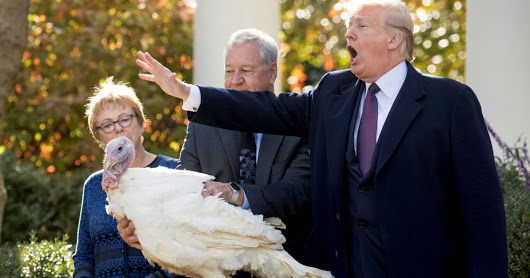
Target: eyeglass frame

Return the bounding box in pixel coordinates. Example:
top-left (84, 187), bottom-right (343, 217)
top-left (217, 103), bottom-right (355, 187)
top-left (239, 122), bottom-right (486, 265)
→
top-left (97, 114), bottom-right (137, 134)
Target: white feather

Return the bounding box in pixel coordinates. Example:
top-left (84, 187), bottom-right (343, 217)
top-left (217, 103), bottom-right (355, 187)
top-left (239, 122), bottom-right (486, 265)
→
top-left (106, 167), bottom-right (333, 278)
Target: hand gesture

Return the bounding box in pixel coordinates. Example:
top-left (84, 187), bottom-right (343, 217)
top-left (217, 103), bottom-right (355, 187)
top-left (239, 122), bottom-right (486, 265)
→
top-left (136, 51), bottom-right (191, 100)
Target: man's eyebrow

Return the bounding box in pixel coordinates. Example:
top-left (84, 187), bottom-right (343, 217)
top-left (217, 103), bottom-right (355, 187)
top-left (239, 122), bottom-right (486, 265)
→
top-left (353, 15), bottom-right (368, 21)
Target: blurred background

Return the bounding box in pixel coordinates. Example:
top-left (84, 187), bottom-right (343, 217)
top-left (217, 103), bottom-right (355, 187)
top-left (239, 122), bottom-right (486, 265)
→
top-left (0, 0), bottom-right (528, 276)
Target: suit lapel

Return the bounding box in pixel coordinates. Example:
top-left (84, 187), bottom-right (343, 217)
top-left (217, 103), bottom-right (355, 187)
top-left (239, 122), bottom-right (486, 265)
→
top-left (218, 128), bottom-right (241, 181)
top-left (374, 63), bottom-right (425, 175)
top-left (325, 80), bottom-right (363, 202)
top-left (255, 134), bottom-right (283, 184)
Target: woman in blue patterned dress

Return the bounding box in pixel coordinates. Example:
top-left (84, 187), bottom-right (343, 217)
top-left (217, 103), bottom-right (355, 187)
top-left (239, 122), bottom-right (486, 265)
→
top-left (73, 77), bottom-right (179, 278)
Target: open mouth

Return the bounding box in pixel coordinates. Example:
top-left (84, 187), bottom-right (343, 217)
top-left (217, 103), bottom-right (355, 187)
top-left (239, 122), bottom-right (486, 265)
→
top-left (347, 46), bottom-right (358, 63)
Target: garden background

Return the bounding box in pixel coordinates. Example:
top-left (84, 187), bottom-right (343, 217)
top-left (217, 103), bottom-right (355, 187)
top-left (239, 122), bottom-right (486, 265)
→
top-left (0, 0), bottom-right (528, 277)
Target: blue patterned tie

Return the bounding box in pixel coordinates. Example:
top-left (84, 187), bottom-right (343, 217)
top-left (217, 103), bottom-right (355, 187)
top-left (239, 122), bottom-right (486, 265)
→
top-left (239, 132), bottom-right (256, 185)
top-left (357, 83), bottom-right (380, 175)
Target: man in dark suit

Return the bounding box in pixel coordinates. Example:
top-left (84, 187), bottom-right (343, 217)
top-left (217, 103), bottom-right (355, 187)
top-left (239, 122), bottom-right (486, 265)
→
top-left (178, 29), bottom-right (311, 264)
top-left (136, 0), bottom-right (508, 277)
top-left (118, 29), bottom-right (311, 267)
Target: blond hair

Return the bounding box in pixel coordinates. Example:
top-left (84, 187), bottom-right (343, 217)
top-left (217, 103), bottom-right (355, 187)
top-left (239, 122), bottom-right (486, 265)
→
top-left (85, 77), bottom-right (147, 144)
top-left (347, 0), bottom-right (414, 61)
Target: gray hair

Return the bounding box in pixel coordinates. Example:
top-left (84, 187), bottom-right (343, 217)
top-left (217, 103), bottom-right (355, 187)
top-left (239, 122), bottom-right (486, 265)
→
top-left (347, 0), bottom-right (414, 62)
top-left (224, 29), bottom-right (278, 69)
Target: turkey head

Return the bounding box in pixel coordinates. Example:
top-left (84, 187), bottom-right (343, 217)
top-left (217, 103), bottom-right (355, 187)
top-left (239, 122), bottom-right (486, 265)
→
top-left (102, 136), bottom-right (135, 191)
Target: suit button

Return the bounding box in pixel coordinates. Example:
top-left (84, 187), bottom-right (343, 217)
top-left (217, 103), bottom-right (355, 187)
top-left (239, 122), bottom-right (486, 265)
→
top-left (359, 220), bottom-right (367, 229)
top-left (336, 212), bottom-right (340, 220)
top-left (358, 186), bottom-right (365, 192)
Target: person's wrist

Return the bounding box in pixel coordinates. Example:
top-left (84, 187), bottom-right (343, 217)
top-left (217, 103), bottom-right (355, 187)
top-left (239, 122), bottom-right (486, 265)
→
top-left (179, 81), bottom-right (191, 101)
top-left (228, 182), bottom-right (240, 204)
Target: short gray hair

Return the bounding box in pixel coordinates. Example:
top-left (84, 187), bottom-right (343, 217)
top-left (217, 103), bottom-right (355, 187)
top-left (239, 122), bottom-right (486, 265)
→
top-left (224, 29), bottom-right (278, 69)
top-left (347, 0), bottom-right (414, 62)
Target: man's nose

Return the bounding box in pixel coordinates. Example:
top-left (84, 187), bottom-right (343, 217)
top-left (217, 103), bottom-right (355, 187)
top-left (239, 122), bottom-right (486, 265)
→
top-left (231, 71), bottom-right (244, 84)
top-left (346, 27), bottom-right (356, 40)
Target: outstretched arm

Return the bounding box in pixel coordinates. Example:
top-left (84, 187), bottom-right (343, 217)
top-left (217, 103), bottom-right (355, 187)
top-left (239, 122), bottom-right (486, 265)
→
top-left (136, 51), bottom-right (191, 100)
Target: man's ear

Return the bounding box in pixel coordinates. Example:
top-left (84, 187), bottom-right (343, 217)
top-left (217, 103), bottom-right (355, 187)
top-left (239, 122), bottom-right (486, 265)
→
top-left (388, 32), bottom-right (403, 50)
top-left (269, 62), bottom-right (278, 85)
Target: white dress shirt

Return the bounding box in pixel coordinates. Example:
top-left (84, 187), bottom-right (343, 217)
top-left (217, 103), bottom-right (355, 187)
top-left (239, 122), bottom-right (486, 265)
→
top-left (353, 61), bottom-right (408, 154)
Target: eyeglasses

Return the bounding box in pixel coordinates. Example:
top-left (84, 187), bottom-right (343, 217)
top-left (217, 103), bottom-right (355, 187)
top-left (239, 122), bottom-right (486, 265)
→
top-left (97, 114), bottom-right (136, 134)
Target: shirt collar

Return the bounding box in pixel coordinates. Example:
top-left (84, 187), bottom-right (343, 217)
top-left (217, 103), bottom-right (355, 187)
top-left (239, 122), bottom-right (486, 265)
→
top-left (365, 61), bottom-right (407, 98)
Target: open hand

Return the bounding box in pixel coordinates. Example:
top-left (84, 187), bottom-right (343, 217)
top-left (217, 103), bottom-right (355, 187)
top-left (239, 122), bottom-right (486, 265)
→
top-left (136, 51), bottom-right (191, 100)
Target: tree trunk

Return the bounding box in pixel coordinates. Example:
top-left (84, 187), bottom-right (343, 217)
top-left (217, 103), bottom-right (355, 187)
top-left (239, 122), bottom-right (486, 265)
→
top-left (0, 0), bottom-right (30, 242)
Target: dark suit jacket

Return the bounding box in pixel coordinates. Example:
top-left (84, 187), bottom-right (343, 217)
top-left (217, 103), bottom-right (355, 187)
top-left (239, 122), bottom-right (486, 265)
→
top-left (177, 122), bottom-right (312, 263)
top-left (188, 62), bottom-right (508, 278)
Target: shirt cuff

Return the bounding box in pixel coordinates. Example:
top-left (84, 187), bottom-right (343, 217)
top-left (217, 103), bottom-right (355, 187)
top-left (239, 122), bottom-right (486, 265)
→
top-left (241, 189), bottom-right (250, 209)
top-left (182, 85), bottom-right (201, 112)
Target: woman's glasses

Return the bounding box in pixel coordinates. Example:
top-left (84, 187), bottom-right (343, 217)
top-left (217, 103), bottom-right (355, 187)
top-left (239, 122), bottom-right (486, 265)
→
top-left (97, 114), bottom-right (136, 134)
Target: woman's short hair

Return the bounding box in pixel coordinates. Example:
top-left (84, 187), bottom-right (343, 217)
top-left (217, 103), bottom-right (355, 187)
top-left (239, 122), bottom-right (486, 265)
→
top-left (85, 77), bottom-right (147, 144)
top-left (224, 29), bottom-right (278, 69)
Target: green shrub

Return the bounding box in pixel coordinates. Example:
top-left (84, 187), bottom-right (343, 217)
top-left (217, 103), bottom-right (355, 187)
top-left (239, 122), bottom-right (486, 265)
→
top-left (0, 232), bottom-right (74, 277)
top-left (0, 241), bottom-right (21, 277)
top-left (488, 123), bottom-right (530, 278)
top-left (1, 151), bottom-right (91, 243)
top-left (498, 159), bottom-right (530, 278)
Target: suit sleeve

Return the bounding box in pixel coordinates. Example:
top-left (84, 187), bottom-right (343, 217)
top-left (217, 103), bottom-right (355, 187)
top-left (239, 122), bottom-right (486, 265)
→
top-left (189, 87), bottom-right (313, 138)
top-left (177, 122), bottom-right (201, 172)
top-left (450, 86), bottom-right (508, 277)
top-left (240, 138), bottom-right (311, 221)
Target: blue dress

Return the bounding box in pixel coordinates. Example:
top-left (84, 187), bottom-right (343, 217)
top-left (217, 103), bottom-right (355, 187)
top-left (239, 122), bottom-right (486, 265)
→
top-left (73, 155), bottom-right (179, 278)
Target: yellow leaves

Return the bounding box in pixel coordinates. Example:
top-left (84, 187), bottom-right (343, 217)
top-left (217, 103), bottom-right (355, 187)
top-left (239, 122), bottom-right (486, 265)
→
top-left (45, 52), bottom-right (56, 66)
top-left (287, 65), bottom-right (307, 93)
top-left (59, 72), bottom-right (69, 81)
top-left (40, 143), bottom-right (53, 160)
top-left (24, 59), bottom-right (33, 68)
top-left (70, 46), bottom-right (81, 57)
top-left (70, 128), bottom-right (83, 138)
top-left (150, 130), bottom-right (161, 142)
top-left (323, 54), bottom-right (336, 71)
top-left (180, 54), bottom-right (193, 70)
top-left (68, 19), bottom-right (79, 29)
top-left (140, 36), bottom-right (155, 50)
top-left (32, 26), bottom-right (43, 36)
top-left (281, 42), bottom-right (291, 55)
top-left (170, 141), bottom-right (181, 152)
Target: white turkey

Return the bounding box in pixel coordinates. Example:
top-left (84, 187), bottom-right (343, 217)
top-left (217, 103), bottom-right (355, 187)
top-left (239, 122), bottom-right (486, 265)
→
top-left (102, 136), bottom-right (333, 278)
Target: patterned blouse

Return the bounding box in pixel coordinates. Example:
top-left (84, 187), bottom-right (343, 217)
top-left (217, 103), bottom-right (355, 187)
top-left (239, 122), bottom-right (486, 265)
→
top-left (73, 155), bottom-right (180, 278)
